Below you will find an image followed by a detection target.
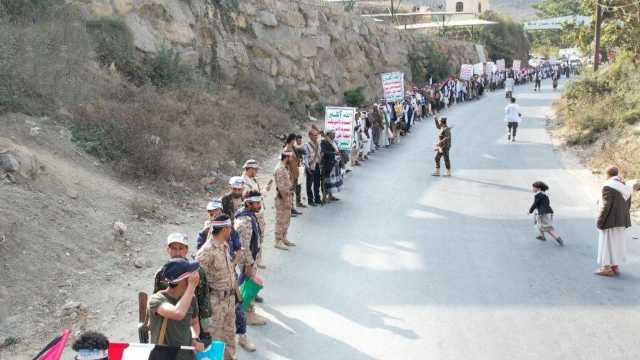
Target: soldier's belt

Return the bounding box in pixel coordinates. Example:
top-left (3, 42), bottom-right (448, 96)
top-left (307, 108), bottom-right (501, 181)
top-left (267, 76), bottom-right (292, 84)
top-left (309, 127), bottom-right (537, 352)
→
top-left (210, 287), bottom-right (234, 298)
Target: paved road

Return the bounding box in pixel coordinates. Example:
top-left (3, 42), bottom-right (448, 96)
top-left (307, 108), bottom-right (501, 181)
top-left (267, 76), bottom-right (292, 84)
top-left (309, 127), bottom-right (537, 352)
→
top-left (248, 80), bottom-right (640, 360)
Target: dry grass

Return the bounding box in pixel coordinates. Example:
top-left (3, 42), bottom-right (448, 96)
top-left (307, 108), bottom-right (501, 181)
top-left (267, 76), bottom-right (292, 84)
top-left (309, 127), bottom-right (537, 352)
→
top-left (69, 84), bottom-right (293, 192)
top-left (555, 53), bottom-right (640, 211)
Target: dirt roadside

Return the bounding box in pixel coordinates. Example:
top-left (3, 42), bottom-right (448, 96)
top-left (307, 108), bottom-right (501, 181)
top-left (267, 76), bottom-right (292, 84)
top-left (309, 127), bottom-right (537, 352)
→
top-left (0, 112), bottom-right (286, 359)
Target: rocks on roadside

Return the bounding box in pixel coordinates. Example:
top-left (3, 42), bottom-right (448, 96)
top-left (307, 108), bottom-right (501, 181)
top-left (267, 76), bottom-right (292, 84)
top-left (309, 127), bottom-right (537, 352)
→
top-left (0, 151), bottom-right (19, 173)
top-left (133, 258), bottom-right (146, 269)
top-left (112, 221), bottom-right (127, 238)
top-left (67, 189), bottom-right (79, 199)
top-left (60, 301), bottom-right (88, 320)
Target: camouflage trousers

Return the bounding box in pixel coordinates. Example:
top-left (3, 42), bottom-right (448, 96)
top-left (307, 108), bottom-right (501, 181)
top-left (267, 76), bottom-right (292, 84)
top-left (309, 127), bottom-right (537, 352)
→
top-left (275, 197), bottom-right (291, 242)
top-left (206, 293), bottom-right (236, 360)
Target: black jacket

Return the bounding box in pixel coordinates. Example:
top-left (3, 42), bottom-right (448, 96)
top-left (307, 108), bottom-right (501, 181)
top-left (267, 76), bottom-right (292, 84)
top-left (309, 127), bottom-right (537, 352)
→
top-left (320, 139), bottom-right (336, 177)
top-left (529, 192), bottom-right (553, 215)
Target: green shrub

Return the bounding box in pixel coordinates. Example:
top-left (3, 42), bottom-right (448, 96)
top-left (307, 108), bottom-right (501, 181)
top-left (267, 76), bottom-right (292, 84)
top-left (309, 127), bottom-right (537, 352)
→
top-left (343, 87), bottom-right (365, 107)
top-left (564, 78), bottom-right (610, 102)
top-left (85, 17), bottom-right (142, 82)
top-left (144, 46), bottom-right (194, 88)
top-left (479, 11), bottom-right (530, 65)
top-left (0, 73), bottom-right (55, 115)
top-left (70, 123), bottom-right (127, 161)
top-left (409, 41), bottom-right (451, 83)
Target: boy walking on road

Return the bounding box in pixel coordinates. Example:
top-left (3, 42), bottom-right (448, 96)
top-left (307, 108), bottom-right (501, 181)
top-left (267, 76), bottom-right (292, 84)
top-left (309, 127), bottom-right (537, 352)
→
top-left (504, 97), bottom-right (522, 142)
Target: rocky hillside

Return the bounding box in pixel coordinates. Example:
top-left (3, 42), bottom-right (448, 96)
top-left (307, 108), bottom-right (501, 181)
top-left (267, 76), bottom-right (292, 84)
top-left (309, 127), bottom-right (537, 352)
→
top-left (69, 0), bottom-right (484, 106)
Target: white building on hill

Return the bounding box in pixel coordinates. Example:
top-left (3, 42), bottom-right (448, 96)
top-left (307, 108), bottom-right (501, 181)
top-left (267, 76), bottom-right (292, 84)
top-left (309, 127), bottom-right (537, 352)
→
top-left (414, 0), bottom-right (489, 19)
top-left (446, 0), bottom-right (489, 18)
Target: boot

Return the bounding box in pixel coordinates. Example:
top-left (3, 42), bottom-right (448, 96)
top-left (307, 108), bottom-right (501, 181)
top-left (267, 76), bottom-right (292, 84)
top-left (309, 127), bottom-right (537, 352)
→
top-left (283, 239), bottom-right (296, 247)
top-left (238, 334), bottom-right (256, 352)
top-left (247, 309), bottom-right (267, 326)
top-left (444, 169), bottom-right (451, 177)
top-left (275, 241), bottom-right (289, 250)
top-left (431, 169), bottom-right (441, 176)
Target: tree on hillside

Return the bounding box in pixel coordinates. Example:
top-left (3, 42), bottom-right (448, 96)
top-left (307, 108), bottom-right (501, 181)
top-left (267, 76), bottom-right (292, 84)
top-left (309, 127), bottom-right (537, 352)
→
top-left (564, 0), bottom-right (640, 59)
top-left (532, 0), bottom-right (583, 18)
top-left (479, 11), bottom-right (530, 65)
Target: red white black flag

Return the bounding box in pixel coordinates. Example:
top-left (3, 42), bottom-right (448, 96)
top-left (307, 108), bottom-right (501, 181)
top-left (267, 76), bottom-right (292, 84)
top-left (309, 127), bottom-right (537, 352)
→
top-left (109, 343), bottom-right (193, 360)
top-left (33, 329), bottom-right (71, 360)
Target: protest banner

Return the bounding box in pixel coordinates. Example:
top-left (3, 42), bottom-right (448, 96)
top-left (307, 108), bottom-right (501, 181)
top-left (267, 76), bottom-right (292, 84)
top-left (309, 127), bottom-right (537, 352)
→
top-left (497, 59), bottom-right (506, 71)
top-left (381, 72), bottom-right (404, 102)
top-left (325, 106), bottom-right (356, 151)
top-left (513, 59), bottom-right (521, 72)
top-left (459, 64), bottom-right (474, 80)
top-left (486, 61), bottom-right (497, 73)
top-left (473, 63), bottom-right (484, 75)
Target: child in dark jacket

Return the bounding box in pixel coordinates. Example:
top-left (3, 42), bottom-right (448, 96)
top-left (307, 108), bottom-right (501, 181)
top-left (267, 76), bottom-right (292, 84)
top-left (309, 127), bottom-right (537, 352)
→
top-left (529, 181), bottom-right (564, 246)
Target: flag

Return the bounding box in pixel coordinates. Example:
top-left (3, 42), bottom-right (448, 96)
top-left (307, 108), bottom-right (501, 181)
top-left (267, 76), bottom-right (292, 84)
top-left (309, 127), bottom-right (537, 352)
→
top-left (196, 341), bottom-right (225, 360)
top-left (109, 343), bottom-right (181, 360)
top-left (33, 329), bottom-right (71, 360)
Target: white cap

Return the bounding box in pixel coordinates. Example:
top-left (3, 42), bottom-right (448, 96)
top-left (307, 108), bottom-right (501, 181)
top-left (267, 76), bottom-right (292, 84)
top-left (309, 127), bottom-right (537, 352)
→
top-left (229, 176), bottom-right (245, 189)
top-left (243, 159), bottom-right (259, 169)
top-left (167, 233), bottom-right (188, 247)
top-left (206, 200), bottom-right (223, 211)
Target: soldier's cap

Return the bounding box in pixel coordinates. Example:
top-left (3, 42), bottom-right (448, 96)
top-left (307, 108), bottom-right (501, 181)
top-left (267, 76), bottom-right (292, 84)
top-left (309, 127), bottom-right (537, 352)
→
top-left (229, 176), bottom-right (245, 189)
top-left (167, 232), bottom-right (189, 247)
top-left (206, 200), bottom-right (223, 211)
top-left (163, 258), bottom-right (199, 284)
top-left (243, 159), bottom-right (259, 169)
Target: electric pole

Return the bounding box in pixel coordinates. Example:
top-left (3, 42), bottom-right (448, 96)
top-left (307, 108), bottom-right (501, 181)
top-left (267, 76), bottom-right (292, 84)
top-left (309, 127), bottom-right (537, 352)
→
top-left (593, 1), bottom-right (603, 71)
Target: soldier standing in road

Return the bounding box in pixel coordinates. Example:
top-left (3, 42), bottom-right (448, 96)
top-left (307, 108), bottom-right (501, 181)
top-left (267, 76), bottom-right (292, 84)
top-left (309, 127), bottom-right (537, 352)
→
top-left (274, 151), bottom-right (295, 250)
top-left (241, 159), bottom-right (269, 269)
top-left (235, 190), bottom-right (267, 330)
top-left (196, 215), bottom-right (237, 360)
top-left (432, 117), bottom-right (452, 177)
top-left (283, 134), bottom-right (304, 216)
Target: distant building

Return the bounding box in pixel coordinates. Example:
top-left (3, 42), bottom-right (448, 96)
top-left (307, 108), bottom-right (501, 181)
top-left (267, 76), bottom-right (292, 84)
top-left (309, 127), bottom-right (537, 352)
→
top-left (446, 0), bottom-right (489, 18)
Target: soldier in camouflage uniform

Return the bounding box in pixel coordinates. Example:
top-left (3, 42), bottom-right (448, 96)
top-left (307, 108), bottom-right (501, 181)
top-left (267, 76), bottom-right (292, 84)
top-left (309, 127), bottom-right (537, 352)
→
top-left (196, 215), bottom-right (237, 360)
top-left (235, 190), bottom-right (267, 330)
top-left (153, 233), bottom-right (212, 345)
top-left (432, 116), bottom-right (452, 177)
top-left (274, 151), bottom-right (295, 250)
top-left (241, 160), bottom-right (269, 269)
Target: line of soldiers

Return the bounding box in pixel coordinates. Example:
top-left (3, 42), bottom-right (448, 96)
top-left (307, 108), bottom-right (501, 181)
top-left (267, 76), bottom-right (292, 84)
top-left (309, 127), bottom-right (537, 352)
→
top-left (147, 154), bottom-right (298, 360)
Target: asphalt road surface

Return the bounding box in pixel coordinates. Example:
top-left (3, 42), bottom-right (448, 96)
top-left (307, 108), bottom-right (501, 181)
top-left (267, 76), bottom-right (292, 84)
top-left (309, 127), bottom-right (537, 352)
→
top-left (248, 80), bottom-right (640, 360)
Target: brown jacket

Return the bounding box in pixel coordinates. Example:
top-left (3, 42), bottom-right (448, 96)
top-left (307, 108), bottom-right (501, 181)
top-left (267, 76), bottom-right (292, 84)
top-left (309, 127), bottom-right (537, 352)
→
top-left (597, 185), bottom-right (632, 230)
top-left (284, 144), bottom-right (300, 181)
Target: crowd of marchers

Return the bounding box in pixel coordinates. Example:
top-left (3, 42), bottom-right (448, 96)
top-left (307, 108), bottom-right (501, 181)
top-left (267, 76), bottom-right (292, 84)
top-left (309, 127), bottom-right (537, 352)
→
top-left (62, 62), bottom-right (632, 360)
